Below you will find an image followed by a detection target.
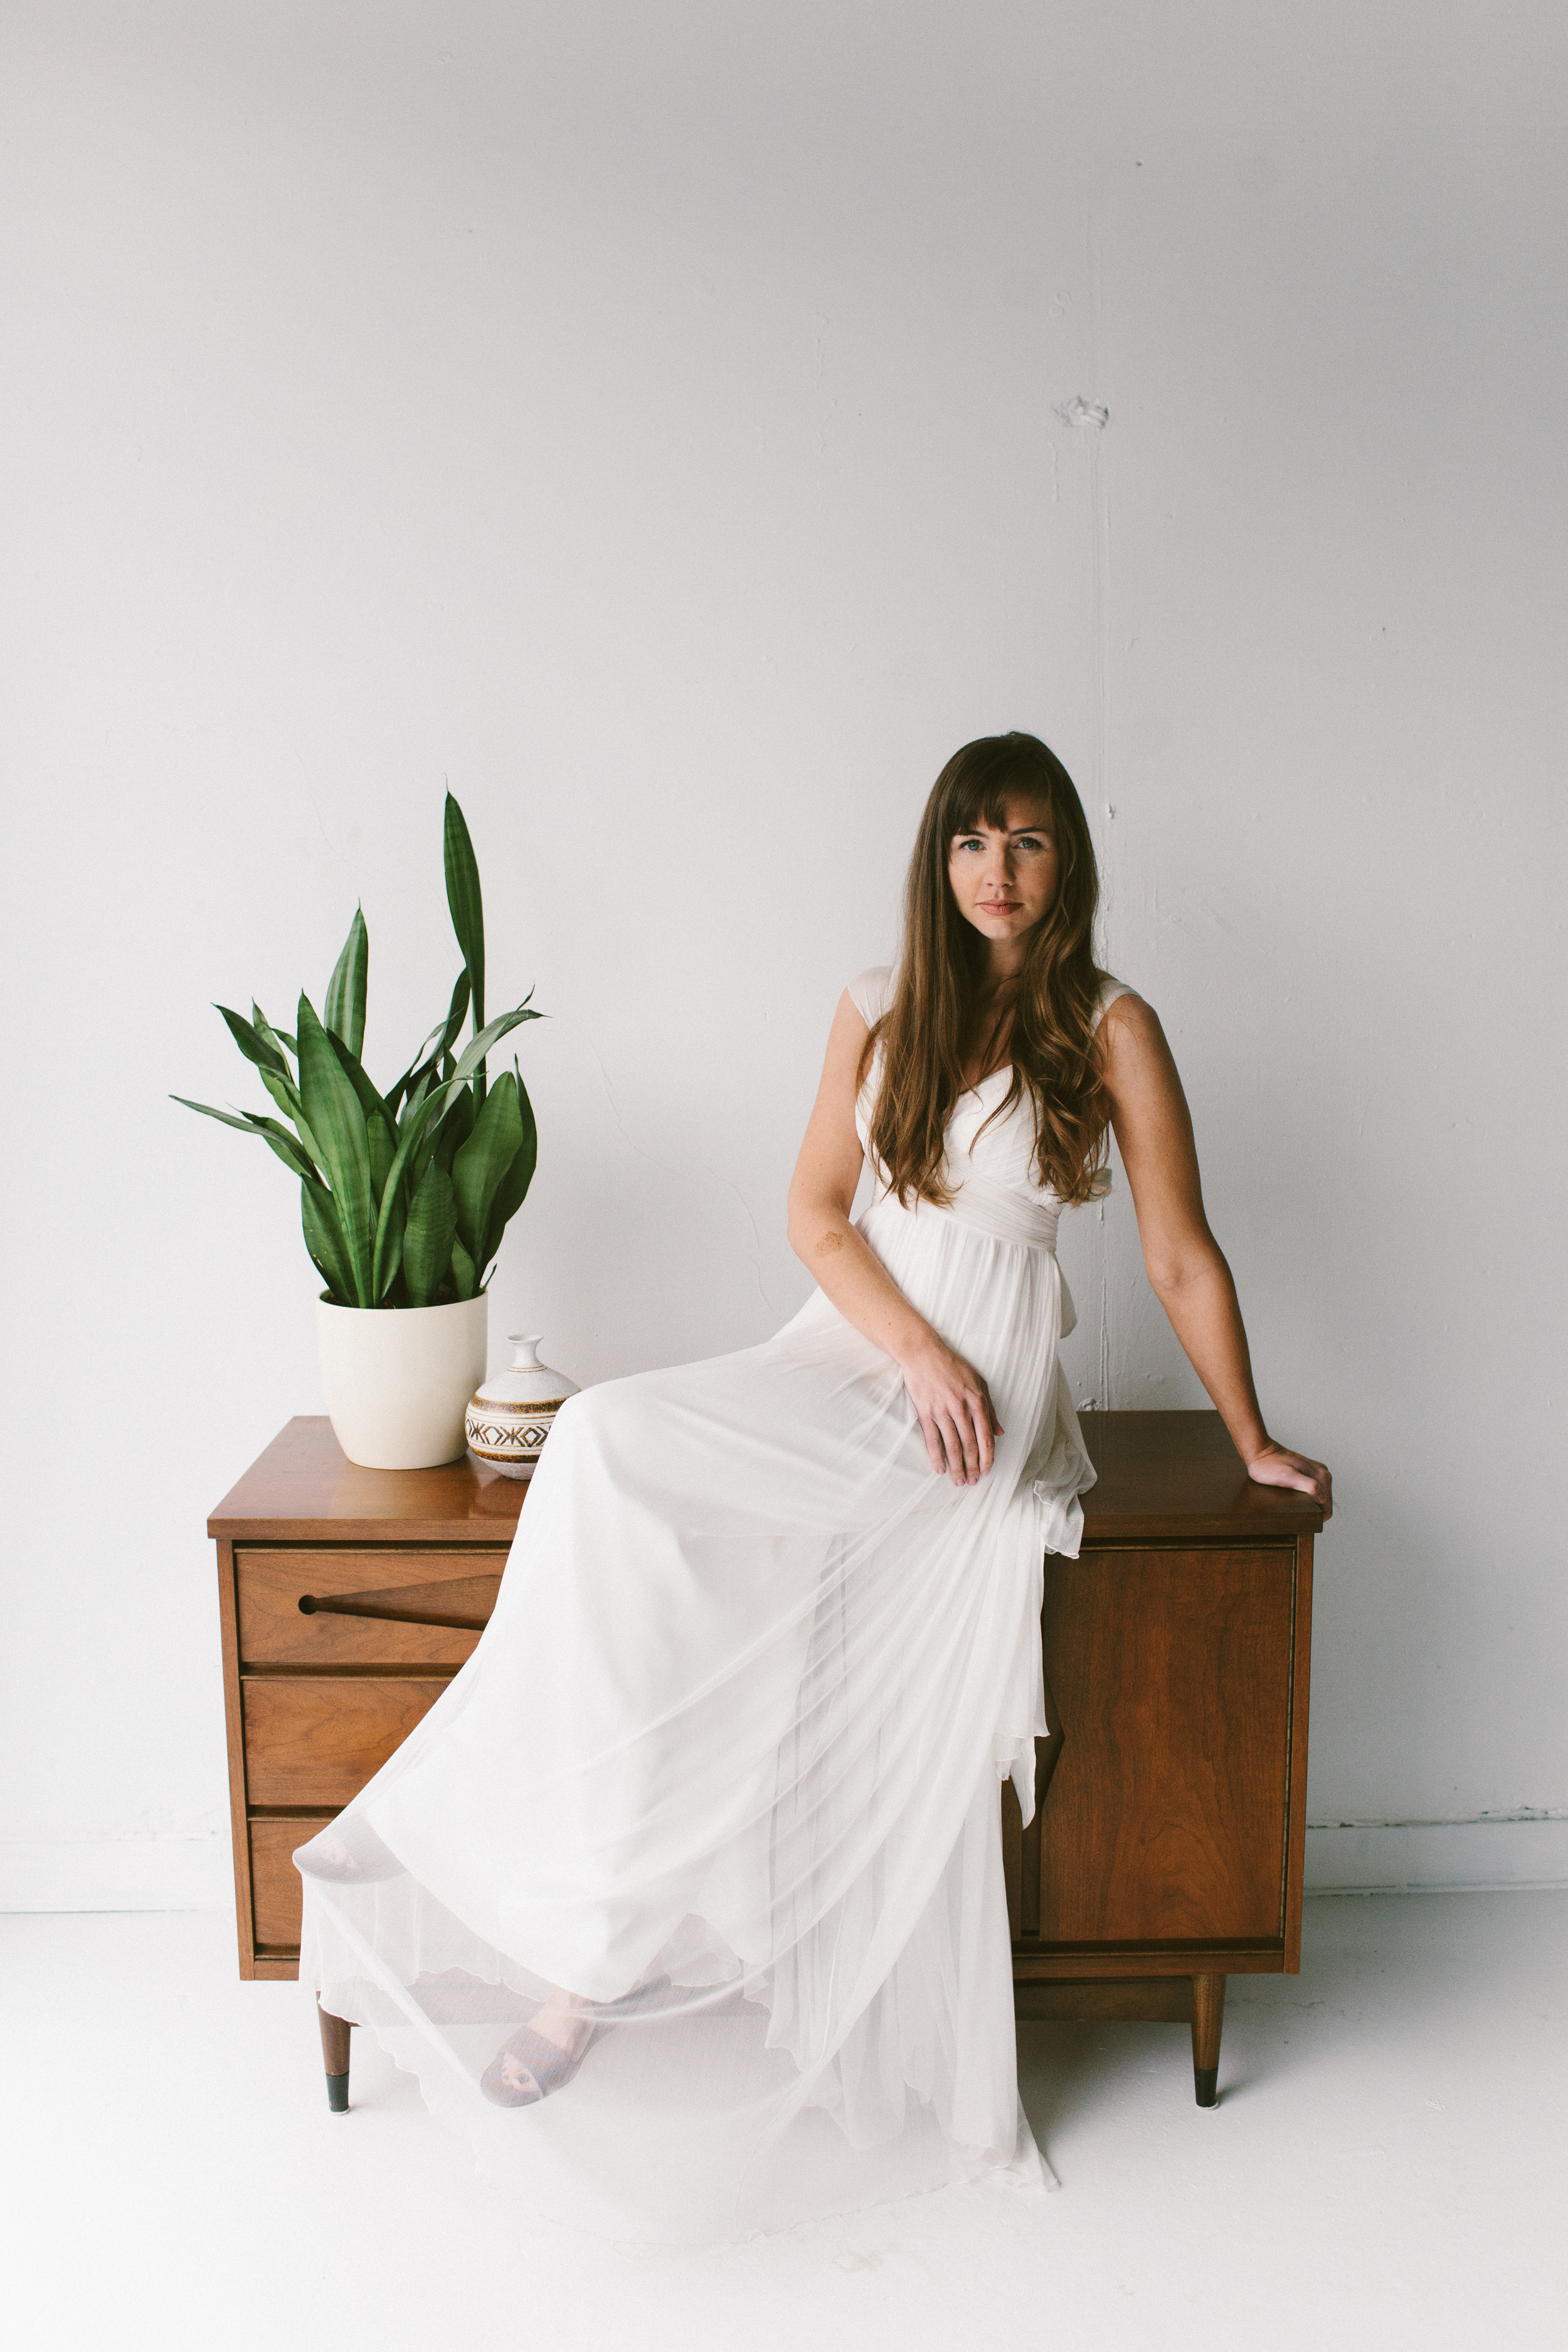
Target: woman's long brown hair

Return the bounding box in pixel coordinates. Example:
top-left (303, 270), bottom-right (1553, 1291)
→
top-left (862, 732), bottom-right (1111, 1207)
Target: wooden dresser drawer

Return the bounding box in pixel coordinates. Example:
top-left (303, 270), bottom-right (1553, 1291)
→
top-left (241, 1675), bottom-right (452, 1807)
top-left (236, 1547), bottom-right (506, 1667)
top-left (250, 1813), bottom-right (334, 1949)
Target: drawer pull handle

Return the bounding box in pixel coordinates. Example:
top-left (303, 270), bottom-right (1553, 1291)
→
top-left (296, 1573), bottom-right (501, 1635)
top-left (1037, 1663), bottom-right (1066, 1809)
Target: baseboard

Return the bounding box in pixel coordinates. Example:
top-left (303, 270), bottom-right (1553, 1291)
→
top-left (3, 1818), bottom-right (1564, 1914)
top-left (1305, 1817), bottom-right (1568, 1892)
top-left (0, 1838), bottom-right (231, 1912)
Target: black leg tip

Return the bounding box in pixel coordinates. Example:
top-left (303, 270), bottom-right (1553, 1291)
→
top-left (1194, 2067), bottom-right (1219, 2108)
top-left (326, 2071), bottom-right (350, 2114)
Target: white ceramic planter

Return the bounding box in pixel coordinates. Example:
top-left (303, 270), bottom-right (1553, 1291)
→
top-left (317, 1294), bottom-right (489, 1470)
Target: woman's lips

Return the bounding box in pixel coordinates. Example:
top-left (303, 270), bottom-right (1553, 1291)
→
top-left (978, 899), bottom-right (1020, 915)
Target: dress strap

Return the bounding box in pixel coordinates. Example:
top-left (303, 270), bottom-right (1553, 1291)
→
top-left (1092, 974), bottom-right (1133, 1030)
top-left (846, 965), bottom-right (896, 1025)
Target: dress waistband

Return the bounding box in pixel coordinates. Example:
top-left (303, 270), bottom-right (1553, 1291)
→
top-left (919, 1170), bottom-right (1064, 1253)
top-left (866, 1159), bottom-right (1111, 1253)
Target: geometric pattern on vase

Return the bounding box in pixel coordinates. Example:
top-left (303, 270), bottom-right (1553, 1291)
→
top-left (466, 1415), bottom-right (557, 1454)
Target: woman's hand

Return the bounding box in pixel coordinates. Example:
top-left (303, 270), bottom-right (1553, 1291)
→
top-left (900, 1337), bottom-right (1004, 1486)
top-left (1246, 1441), bottom-right (1333, 1518)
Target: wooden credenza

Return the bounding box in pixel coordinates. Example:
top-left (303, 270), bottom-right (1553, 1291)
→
top-left (209, 1411), bottom-right (1320, 2100)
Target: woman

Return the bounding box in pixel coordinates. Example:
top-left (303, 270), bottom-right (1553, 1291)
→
top-left (298, 731), bottom-right (1330, 2242)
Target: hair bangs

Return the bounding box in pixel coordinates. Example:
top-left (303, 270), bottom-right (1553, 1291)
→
top-left (938, 743), bottom-right (1050, 840)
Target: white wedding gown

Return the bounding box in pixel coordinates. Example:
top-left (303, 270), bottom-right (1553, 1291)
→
top-left (297, 968), bottom-right (1128, 2240)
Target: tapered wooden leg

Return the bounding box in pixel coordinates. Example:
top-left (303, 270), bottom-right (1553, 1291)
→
top-left (1191, 1974), bottom-right (1225, 2107)
top-left (318, 2002), bottom-right (352, 2114)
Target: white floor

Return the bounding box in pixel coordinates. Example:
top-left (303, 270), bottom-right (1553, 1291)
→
top-left (3, 1894), bottom-right (1564, 2352)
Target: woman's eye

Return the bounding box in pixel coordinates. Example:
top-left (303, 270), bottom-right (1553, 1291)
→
top-left (953, 837), bottom-right (983, 852)
top-left (1015, 835), bottom-right (1045, 851)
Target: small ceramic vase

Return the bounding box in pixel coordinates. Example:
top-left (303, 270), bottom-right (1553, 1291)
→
top-left (465, 1334), bottom-right (580, 1480)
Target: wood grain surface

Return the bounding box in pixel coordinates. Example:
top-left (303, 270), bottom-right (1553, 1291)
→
top-left (248, 1813), bottom-right (334, 1949)
top-left (209, 1416), bottom-right (531, 1544)
top-left (1034, 1545), bottom-right (1296, 1945)
top-left (236, 1547), bottom-right (507, 1667)
top-left (1078, 1411), bottom-right (1323, 1541)
top-left (240, 1677), bottom-right (453, 1807)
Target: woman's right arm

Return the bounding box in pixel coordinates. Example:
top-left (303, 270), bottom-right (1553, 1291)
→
top-left (786, 990), bottom-right (1002, 1485)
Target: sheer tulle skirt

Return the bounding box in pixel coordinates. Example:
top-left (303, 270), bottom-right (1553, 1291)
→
top-left (297, 1191), bottom-right (1094, 2240)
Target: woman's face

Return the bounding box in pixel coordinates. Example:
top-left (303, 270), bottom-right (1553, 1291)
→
top-left (946, 792), bottom-right (1059, 946)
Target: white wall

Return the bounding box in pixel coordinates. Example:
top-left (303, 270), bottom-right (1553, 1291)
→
top-left (2, 1), bottom-right (1564, 1908)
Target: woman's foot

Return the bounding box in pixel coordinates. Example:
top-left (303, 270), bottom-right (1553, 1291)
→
top-left (480, 1996), bottom-right (596, 2107)
top-left (479, 1978), bottom-right (669, 2107)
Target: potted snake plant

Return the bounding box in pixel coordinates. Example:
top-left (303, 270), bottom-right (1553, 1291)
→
top-left (176, 793), bottom-right (541, 1467)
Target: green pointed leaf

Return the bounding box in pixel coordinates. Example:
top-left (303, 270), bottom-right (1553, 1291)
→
top-left (452, 1073), bottom-right (524, 1264)
top-left (251, 1004), bottom-right (297, 1066)
top-left (239, 1111), bottom-right (319, 1181)
top-left (216, 1004), bottom-right (288, 1077)
top-left (324, 906), bottom-right (369, 1059)
top-left (326, 1029), bottom-right (397, 1200)
top-left (401, 1161), bottom-right (458, 1308)
top-left (443, 795), bottom-right (485, 1035)
top-left (401, 1060), bottom-right (437, 1135)
top-left (301, 1177), bottom-right (355, 1305)
top-left (173, 1094), bottom-right (262, 1135)
top-left (384, 971), bottom-right (470, 1124)
top-left (172, 1096), bottom-right (315, 1183)
top-left (405, 1078), bottom-right (447, 1197)
top-left (430, 1088), bottom-right (475, 1175)
top-left (383, 974), bottom-right (467, 1123)
top-left (296, 993), bottom-right (374, 1305)
top-left (374, 1188), bottom-right (406, 1303)
top-left (257, 1065), bottom-right (325, 1177)
top-left (449, 1232), bottom-right (479, 1301)
top-left (480, 1064), bottom-right (538, 1273)
top-left (438, 968), bottom-right (472, 1054)
top-left (368, 1069), bottom-right (474, 1298)
top-left (448, 1000), bottom-right (540, 1089)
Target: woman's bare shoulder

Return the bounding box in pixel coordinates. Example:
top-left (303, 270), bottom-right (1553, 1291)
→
top-left (1098, 988), bottom-right (1186, 1103)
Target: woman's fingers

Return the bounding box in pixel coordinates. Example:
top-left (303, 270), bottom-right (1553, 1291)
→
top-left (1248, 1446), bottom-right (1333, 1520)
top-left (908, 1355), bottom-right (1004, 1485)
top-left (936, 1409), bottom-right (970, 1484)
top-left (921, 1408), bottom-right (967, 1482)
top-left (920, 1405), bottom-right (970, 1485)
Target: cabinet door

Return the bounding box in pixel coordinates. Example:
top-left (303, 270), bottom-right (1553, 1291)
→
top-left (1033, 1546), bottom-right (1296, 1946)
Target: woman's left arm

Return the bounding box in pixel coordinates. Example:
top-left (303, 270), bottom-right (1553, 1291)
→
top-left (1099, 995), bottom-right (1332, 1518)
